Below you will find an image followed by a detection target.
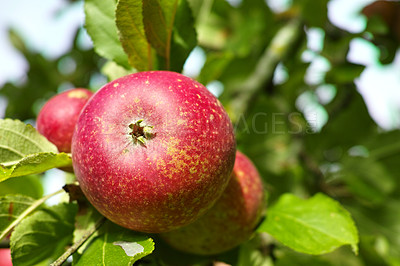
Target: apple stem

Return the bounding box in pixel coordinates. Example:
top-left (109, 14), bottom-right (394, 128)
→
top-left (129, 119), bottom-right (155, 146)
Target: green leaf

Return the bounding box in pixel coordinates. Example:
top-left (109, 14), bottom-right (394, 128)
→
top-left (258, 193), bottom-right (359, 255)
top-left (85, 0), bottom-right (131, 69)
top-left (143, 0), bottom-right (196, 70)
top-left (116, 0), bottom-right (197, 71)
top-left (0, 189), bottom-right (64, 241)
top-left (341, 156), bottom-right (395, 204)
top-left (75, 221), bottom-right (154, 265)
top-left (10, 202), bottom-right (78, 266)
top-left (226, 0), bottom-right (273, 57)
top-left (0, 152), bottom-right (72, 182)
top-left (0, 119), bottom-right (57, 161)
top-left (198, 52), bottom-right (234, 85)
top-left (169, 0), bottom-right (197, 72)
top-left (73, 202), bottom-right (103, 257)
top-left (0, 175), bottom-right (43, 198)
top-left (0, 195), bottom-right (35, 240)
top-left (116, 0), bottom-right (151, 71)
top-left (0, 119), bottom-right (72, 181)
top-left (143, 0), bottom-right (178, 58)
top-left (74, 205), bottom-right (102, 244)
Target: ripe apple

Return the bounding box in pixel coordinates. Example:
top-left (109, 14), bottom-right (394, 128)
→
top-left (37, 88), bottom-right (93, 153)
top-left (0, 248), bottom-right (12, 266)
top-left (72, 71), bottom-right (236, 233)
top-left (160, 151), bottom-right (265, 255)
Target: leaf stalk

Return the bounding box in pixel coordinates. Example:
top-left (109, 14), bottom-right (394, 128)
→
top-left (0, 188), bottom-right (65, 241)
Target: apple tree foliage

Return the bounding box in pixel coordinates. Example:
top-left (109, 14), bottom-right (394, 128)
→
top-left (1, 0), bottom-right (400, 265)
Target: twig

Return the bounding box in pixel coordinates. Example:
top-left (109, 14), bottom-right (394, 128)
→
top-left (50, 217), bottom-right (107, 266)
top-left (229, 19), bottom-right (303, 123)
top-left (0, 188), bottom-right (65, 241)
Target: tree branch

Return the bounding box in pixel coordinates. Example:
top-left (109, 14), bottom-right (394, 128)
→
top-left (228, 19), bottom-right (303, 123)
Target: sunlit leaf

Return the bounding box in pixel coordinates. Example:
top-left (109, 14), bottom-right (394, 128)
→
top-left (0, 119), bottom-right (72, 181)
top-left (0, 119), bottom-right (57, 160)
top-left (75, 221), bottom-right (154, 265)
top-left (116, 0), bottom-right (151, 71)
top-left (258, 193), bottom-right (359, 255)
top-left (85, 0), bottom-right (131, 69)
top-left (0, 152), bottom-right (72, 182)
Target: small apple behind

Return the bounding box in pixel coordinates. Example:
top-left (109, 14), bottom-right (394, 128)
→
top-left (37, 88), bottom-right (93, 153)
top-left (0, 248), bottom-right (12, 266)
top-left (72, 71), bottom-right (236, 233)
top-left (160, 151), bottom-right (265, 255)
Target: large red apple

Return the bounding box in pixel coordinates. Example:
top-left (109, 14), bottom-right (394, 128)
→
top-left (0, 248), bottom-right (12, 266)
top-left (160, 151), bottom-right (265, 255)
top-left (37, 88), bottom-right (93, 153)
top-left (72, 71), bottom-right (236, 233)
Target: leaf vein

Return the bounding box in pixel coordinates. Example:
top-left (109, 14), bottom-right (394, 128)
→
top-left (0, 127), bottom-right (50, 153)
top-left (0, 144), bottom-right (26, 159)
top-left (273, 211), bottom-right (349, 243)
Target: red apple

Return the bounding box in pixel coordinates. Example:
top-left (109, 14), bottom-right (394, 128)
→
top-left (160, 151), bottom-right (265, 255)
top-left (37, 88), bottom-right (93, 153)
top-left (0, 248), bottom-right (12, 266)
top-left (72, 71), bottom-right (236, 233)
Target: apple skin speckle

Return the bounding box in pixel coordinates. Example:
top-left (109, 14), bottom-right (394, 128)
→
top-left (160, 151), bottom-right (265, 255)
top-left (71, 71), bottom-right (236, 233)
top-left (37, 88), bottom-right (93, 153)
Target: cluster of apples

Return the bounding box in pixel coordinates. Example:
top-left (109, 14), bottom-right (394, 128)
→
top-left (37, 71), bottom-right (265, 255)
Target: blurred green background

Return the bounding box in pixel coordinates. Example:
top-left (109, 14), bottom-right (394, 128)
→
top-left (1, 0), bottom-right (400, 265)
